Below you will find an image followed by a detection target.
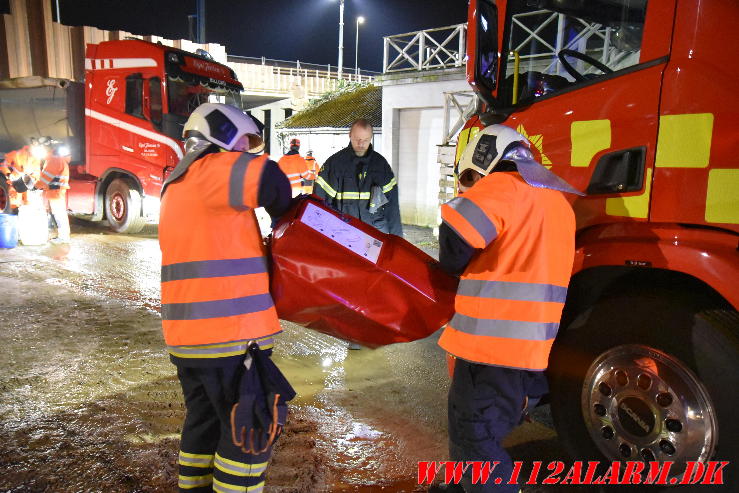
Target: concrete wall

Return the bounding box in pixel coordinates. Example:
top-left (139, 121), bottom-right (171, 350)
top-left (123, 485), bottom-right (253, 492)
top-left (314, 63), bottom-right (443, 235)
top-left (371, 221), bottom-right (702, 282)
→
top-left (0, 0), bottom-right (227, 81)
top-left (380, 73), bottom-right (469, 227)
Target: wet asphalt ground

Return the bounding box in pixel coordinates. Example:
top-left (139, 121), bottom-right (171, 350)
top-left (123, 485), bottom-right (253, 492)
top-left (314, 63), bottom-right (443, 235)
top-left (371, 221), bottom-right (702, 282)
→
top-left (0, 219), bottom-right (577, 492)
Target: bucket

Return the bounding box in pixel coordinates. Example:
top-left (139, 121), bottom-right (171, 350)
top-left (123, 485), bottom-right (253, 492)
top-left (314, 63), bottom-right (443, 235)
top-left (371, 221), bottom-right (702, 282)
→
top-left (0, 213), bottom-right (18, 248)
top-left (17, 205), bottom-right (49, 245)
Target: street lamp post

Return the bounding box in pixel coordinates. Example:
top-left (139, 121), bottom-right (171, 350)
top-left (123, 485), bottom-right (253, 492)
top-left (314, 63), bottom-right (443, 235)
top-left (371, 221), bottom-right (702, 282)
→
top-left (355, 16), bottom-right (365, 76)
top-left (337, 0), bottom-right (345, 78)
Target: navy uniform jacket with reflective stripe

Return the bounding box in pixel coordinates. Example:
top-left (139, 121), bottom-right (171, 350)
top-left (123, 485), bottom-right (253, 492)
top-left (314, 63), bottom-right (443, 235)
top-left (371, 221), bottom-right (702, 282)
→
top-left (314, 145), bottom-right (403, 236)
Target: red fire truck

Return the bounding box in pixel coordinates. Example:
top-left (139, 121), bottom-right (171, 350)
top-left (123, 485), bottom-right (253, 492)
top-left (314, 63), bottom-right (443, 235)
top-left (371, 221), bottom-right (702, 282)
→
top-left (461, 0), bottom-right (738, 478)
top-left (0, 39), bottom-right (243, 233)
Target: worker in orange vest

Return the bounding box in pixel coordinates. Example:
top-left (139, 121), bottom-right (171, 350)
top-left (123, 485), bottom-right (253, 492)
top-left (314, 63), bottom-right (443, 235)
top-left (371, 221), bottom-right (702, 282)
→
top-left (1, 148), bottom-right (21, 211)
top-left (304, 149), bottom-right (320, 192)
top-left (34, 137), bottom-right (71, 243)
top-left (1, 144), bottom-right (42, 208)
top-left (277, 138), bottom-right (311, 196)
top-left (432, 125), bottom-right (582, 493)
top-left (159, 103), bottom-right (294, 493)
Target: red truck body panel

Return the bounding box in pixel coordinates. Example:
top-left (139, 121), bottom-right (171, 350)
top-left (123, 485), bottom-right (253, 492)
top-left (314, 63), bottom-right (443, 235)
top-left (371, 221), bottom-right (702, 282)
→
top-left (462, 0), bottom-right (738, 309)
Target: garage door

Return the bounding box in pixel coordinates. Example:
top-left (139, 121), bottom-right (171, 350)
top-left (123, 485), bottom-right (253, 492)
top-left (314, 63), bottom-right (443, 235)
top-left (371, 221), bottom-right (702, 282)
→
top-left (397, 107), bottom-right (444, 227)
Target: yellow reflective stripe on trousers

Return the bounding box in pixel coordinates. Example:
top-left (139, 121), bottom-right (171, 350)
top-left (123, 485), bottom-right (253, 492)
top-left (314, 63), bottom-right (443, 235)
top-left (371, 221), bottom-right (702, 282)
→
top-left (315, 176), bottom-right (337, 198)
top-left (179, 450), bottom-right (215, 468)
top-left (213, 477), bottom-right (265, 493)
top-left (382, 177), bottom-right (397, 193)
top-left (179, 473), bottom-right (213, 489)
top-left (168, 336), bottom-right (276, 359)
top-left (214, 453), bottom-right (268, 477)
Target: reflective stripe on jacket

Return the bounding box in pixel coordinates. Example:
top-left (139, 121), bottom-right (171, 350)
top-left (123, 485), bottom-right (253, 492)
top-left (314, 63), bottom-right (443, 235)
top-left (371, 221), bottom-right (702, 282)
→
top-left (304, 156), bottom-right (319, 181)
top-left (438, 172), bottom-right (575, 371)
top-left (159, 152), bottom-right (284, 363)
top-left (38, 156), bottom-right (70, 188)
top-left (277, 153), bottom-right (310, 189)
top-left (37, 156), bottom-right (70, 202)
top-left (313, 144), bottom-right (402, 236)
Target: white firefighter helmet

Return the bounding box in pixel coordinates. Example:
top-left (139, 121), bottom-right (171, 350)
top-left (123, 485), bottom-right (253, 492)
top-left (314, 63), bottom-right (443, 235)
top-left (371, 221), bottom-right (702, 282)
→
top-left (457, 124), bottom-right (583, 195)
top-left (457, 125), bottom-right (531, 183)
top-left (183, 103), bottom-right (264, 153)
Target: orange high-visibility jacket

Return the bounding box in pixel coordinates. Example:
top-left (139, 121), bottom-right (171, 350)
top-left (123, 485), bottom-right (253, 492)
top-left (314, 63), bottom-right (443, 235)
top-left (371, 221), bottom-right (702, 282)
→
top-left (1, 149), bottom-right (18, 175)
top-left (37, 156), bottom-right (70, 202)
top-left (15, 146), bottom-right (41, 179)
top-left (1, 146), bottom-right (39, 178)
top-left (304, 155), bottom-right (320, 181)
top-left (159, 152), bottom-right (285, 362)
top-left (277, 153), bottom-right (310, 190)
top-left (438, 172), bottom-right (575, 371)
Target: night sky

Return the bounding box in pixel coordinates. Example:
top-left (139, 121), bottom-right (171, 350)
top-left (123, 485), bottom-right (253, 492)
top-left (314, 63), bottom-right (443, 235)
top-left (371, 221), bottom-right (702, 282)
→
top-left (57, 0), bottom-right (469, 72)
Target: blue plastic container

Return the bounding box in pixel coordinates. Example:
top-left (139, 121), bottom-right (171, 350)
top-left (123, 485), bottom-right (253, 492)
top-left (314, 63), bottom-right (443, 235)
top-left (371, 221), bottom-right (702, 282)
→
top-left (0, 213), bottom-right (18, 248)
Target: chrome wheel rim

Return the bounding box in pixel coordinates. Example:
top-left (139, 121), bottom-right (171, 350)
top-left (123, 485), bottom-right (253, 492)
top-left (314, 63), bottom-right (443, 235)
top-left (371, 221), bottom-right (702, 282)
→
top-left (582, 344), bottom-right (717, 477)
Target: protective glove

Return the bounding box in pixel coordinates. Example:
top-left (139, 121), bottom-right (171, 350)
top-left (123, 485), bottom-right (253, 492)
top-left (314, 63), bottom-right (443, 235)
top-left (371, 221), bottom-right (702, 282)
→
top-left (230, 343), bottom-right (296, 454)
top-left (368, 185), bottom-right (388, 214)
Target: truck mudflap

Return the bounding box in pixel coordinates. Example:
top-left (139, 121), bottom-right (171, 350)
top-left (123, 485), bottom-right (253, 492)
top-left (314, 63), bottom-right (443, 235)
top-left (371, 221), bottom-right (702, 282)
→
top-left (269, 196), bottom-right (458, 348)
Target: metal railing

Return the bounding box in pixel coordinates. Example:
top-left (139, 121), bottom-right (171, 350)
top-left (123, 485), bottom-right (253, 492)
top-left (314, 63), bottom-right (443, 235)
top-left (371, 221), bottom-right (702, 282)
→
top-left (383, 23), bottom-right (467, 73)
top-left (228, 55), bottom-right (379, 78)
top-left (227, 56), bottom-right (375, 98)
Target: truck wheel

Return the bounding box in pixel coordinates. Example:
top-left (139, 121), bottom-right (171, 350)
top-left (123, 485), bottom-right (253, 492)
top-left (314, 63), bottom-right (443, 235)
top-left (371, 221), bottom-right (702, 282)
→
top-left (104, 178), bottom-right (146, 234)
top-left (0, 179), bottom-right (11, 213)
top-left (549, 288), bottom-right (738, 485)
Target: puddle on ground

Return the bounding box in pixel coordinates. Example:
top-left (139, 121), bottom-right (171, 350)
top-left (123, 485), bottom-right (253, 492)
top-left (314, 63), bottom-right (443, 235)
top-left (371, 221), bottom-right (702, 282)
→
top-left (0, 223), bottom-right (567, 492)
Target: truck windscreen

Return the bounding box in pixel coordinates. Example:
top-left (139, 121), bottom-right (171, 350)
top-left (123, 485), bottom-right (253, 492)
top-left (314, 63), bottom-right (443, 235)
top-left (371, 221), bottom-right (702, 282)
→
top-left (500, 0), bottom-right (647, 106)
top-left (166, 76), bottom-right (242, 118)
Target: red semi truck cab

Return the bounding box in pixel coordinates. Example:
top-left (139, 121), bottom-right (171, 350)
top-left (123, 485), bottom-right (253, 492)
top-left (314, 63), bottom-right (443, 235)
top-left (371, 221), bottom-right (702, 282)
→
top-left (461, 0), bottom-right (738, 480)
top-left (68, 39), bottom-right (243, 233)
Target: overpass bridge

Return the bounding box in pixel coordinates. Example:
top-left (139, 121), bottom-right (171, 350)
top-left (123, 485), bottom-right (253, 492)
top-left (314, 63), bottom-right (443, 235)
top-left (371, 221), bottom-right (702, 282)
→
top-left (0, 0), bottom-right (373, 110)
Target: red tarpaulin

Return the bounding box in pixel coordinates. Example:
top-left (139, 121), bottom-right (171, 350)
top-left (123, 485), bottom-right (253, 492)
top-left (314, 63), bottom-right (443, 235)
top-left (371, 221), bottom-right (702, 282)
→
top-left (269, 196), bottom-right (458, 348)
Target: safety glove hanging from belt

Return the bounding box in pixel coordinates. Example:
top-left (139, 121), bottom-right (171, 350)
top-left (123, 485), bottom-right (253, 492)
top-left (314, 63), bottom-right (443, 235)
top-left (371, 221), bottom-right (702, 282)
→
top-left (368, 185), bottom-right (388, 214)
top-left (230, 342), bottom-right (296, 454)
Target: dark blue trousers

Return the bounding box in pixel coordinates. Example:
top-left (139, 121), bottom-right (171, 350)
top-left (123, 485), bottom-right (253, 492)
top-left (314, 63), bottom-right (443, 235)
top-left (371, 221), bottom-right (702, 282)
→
top-left (448, 359), bottom-right (548, 493)
top-left (177, 363), bottom-right (275, 493)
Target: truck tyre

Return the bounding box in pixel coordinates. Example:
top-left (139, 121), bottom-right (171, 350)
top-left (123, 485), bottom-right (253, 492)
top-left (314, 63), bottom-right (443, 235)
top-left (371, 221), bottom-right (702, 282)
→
top-left (549, 288), bottom-right (738, 487)
top-left (0, 178), bottom-right (11, 213)
top-left (104, 178), bottom-right (146, 234)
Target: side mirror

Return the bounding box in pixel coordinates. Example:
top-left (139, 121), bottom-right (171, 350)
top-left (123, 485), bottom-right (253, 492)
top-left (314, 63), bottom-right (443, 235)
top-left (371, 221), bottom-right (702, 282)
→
top-left (467, 0), bottom-right (499, 106)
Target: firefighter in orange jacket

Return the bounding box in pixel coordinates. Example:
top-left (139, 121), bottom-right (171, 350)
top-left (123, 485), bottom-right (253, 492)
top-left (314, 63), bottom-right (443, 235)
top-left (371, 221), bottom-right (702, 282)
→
top-left (432, 125), bottom-right (582, 493)
top-left (304, 149), bottom-right (319, 188)
top-left (277, 138), bottom-right (311, 196)
top-left (1, 144), bottom-right (41, 208)
top-left (34, 138), bottom-right (71, 243)
top-left (159, 103), bottom-right (292, 493)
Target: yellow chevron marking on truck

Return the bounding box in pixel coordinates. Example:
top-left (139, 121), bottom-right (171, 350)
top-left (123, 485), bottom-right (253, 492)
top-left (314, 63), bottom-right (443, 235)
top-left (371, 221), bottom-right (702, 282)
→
top-left (606, 168), bottom-right (652, 219)
top-left (705, 169), bottom-right (739, 224)
top-left (655, 113), bottom-right (713, 168)
top-left (516, 124), bottom-right (551, 165)
top-left (570, 120), bottom-right (611, 167)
